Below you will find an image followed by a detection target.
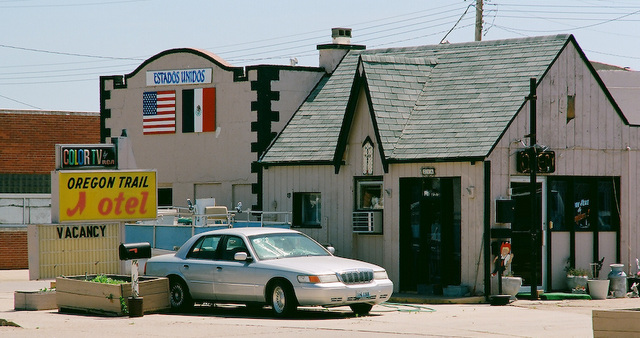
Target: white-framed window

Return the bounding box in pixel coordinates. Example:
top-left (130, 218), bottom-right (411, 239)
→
top-left (356, 179), bottom-right (383, 210)
top-left (353, 177), bottom-right (383, 234)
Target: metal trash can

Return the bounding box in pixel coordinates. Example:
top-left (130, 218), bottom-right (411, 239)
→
top-left (128, 297), bottom-right (144, 317)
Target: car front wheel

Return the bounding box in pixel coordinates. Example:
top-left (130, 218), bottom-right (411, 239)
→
top-left (169, 278), bottom-right (193, 311)
top-left (350, 303), bottom-right (373, 316)
top-left (269, 281), bottom-right (297, 317)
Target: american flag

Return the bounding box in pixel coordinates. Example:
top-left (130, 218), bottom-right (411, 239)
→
top-left (143, 91), bottom-right (176, 135)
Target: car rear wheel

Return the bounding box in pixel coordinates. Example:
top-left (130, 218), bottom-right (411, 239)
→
top-left (269, 281), bottom-right (297, 317)
top-left (169, 278), bottom-right (193, 311)
top-left (350, 303), bottom-right (373, 316)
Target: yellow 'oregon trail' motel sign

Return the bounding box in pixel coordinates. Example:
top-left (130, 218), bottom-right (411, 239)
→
top-left (51, 170), bottom-right (157, 223)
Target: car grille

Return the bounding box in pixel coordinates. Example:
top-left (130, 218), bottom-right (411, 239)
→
top-left (339, 269), bottom-right (374, 284)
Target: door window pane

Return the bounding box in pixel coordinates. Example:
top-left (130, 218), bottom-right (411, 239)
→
top-left (548, 180), bottom-right (567, 231)
top-left (398, 177), bottom-right (461, 293)
top-left (573, 181), bottom-right (592, 231)
top-left (597, 180), bottom-right (619, 231)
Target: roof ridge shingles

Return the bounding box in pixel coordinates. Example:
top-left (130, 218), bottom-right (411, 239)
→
top-left (261, 34), bottom-right (571, 164)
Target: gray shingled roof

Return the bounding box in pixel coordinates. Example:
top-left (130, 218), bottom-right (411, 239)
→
top-left (261, 34), bottom-right (571, 164)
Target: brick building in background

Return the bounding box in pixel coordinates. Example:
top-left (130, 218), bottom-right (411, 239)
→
top-left (0, 109), bottom-right (100, 269)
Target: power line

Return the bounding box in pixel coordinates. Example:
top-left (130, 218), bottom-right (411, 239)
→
top-left (585, 49), bottom-right (640, 61)
top-left (0, 44), bottom-right (143, 61)
top-left (0, 93), bottom-right (42, 109)
top-left (0, 0), bottom-right (148, 8)
top-left (0, 63), bottom-right (138, 76)
top-left (214, 5), bottom-right (469, 57)
top-left (441, 4), bottom-right (474, 43)
top-left (488, 8), bottom-right (640, 33)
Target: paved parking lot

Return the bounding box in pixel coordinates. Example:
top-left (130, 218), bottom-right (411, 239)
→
top-left (1, 270), bottom-right (638, 337)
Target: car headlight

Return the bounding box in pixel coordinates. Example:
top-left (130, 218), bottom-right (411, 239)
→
top-left (297, 274), bottom-right (339, 283)
top-left (373, 270), bottom-right (389, 280)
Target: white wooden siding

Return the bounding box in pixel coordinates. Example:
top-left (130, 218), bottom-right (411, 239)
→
top-left (490, 42), bottom-right (640, 278)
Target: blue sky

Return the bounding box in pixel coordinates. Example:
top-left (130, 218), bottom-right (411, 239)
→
top-left (1, 0), bottom-right (639, 112)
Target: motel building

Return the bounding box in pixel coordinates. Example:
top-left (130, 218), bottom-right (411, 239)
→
top-left (258, 33), bottom-right (640, 296)
top-left (92, 28), bottom-right (640, 296)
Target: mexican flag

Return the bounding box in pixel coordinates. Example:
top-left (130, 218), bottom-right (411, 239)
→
top-left (182, 88), bottom-right (216, 133)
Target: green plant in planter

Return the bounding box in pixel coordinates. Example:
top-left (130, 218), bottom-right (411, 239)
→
top-left (93, 275), bottom-right (128, 314)
top-left (565, 266), bottom-right (589, 293)
top-left (89, 274), bottom-right (127, 284)
top-left (104, 294), bottom-right (129, 314)
top-left (119, 296), bottom-right (129, 315)
top-left (566, 267), bottom-right (589, 277)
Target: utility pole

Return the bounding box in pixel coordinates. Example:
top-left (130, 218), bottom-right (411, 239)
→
top-left (475, 0), bottom-right (483, 41)
top-left (526, 78), bottom-right (539, 300)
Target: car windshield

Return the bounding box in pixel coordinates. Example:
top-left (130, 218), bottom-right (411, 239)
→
top-left (249, 233), bottom-right (330, 260)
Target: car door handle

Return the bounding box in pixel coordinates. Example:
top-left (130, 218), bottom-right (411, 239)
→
top-left (216, 266), bottom-right (222, 270)
top-left (183, 264), bottom-right (189, 269)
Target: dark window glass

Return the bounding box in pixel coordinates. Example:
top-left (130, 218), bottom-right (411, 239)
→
top-left (548, 177), bottom-right (619, 232)
top-left (187, 235), bottom-right (222, 260)
top-left (292, 192), bottom-right (321, 228)
top-left (548, 180), bottom-right (568, 231)
top-left (158, 188), bottom-right (173, 207)
top-left (220, 235), bottom-right (249, 261)
top-left (597, 180), bottom-right (619, 231)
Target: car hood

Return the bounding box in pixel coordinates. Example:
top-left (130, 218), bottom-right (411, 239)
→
top-left (258, 255), bottom-right (383, 274)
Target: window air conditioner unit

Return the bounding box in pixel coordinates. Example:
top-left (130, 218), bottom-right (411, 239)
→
top-left (352, 211), bottom-right (382, 233)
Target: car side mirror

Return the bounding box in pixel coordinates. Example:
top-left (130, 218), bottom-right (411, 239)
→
top-left (234, 251), bottom-right (252, 262)
top-left (326, 246), bottom-right (336, 255)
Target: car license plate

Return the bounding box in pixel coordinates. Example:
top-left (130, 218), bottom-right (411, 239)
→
top-left (356, 291), bottom-right (370, 299)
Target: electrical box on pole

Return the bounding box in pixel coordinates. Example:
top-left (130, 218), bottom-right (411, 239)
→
top-left (516, 150), bottom-right (555, 174)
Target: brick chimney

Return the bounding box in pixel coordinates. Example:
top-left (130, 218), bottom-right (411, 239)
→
top-left (317, 28), bottom-right (365, 74)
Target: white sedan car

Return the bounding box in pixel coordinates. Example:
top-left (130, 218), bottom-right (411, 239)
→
top-left (144, 227), bottom-right (393, 317)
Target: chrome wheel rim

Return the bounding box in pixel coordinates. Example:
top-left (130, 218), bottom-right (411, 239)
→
top-left (171, 285), bottom-right (183, 307)
top-left (272, 286), bottom-right (286, 313)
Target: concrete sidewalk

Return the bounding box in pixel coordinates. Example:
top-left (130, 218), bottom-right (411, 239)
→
top-left (1, 269), bottom-right (639, 337)
top-left (0, 270), bottom-right (51, 294)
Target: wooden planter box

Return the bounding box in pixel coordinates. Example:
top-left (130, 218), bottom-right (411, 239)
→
top-left (593, 309), bottom-right (640, 337)
top-left (56, 275), bottom-right (170, 316)
top-left (14, 290), bottom-right (57, 311)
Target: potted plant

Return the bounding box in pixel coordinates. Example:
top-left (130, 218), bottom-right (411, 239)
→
top-left (500, 271), bottom-right (523, 299)
top-left (566, 267), bottom-right (589, 293)
top-left (587, 258), bottom-right (609, 300)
